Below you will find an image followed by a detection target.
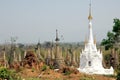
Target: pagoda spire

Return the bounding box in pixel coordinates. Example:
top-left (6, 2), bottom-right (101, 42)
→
top-left (88, 0), bottom-right (94, 44)
top-left (94, 35), bottom-right (96, 44)
top-left (88, 0), bottom-right (92, 20)
top-left (55, 29), bottom-right (60, 42)
top-left (54, 29), bottom-right (65, 69)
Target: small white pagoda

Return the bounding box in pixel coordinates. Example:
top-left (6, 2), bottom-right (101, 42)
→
top-left (78, 0), bottom-right (114, 75)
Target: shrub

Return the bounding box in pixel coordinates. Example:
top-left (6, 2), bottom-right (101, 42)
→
top-left (50, 65), bottom-right (54, 70)
top-left (62, 67), bottom-right (72, 75)
top-left (117, 72), bottom-right (120, 80)
top-left (31, 68), bottom-right (35, 72)
top-left (0, 68), bottom-right (12, 80)
top-left (41, 65), bottom-right (47, 71)
top-left (59, 67), bottom-right (79, 75)
top-left (0, 68), bottom-right (22, 80)
top-left (64, 70), bottom-right (72, 75)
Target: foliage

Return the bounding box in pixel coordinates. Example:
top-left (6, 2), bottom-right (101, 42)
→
top-left (64, 70), bottom-right (72, 75)
top-left (0, 67), bottom-right (11, 79)
top-left (62, 67), bottom-right (78, 75)
top-left (113, 19), bottom-right (120, 35)
top-left (31, 68), bottom-right (35, 72)
top-left (117, 72), bottom-right (120, 80)
top-left (101, 18), bottom-right (120, 50)
top-left (103, 52), bottom-right (111, 67)
top-left (0, 67), bottom-right (22, 80)
top-left (117, 58), bottom-right (120, 80)
top-left (49, 65), bottom-right (54, 70)
top-left (101, 31), bottom-right (115, 50)
top-left (101, 18), bottom-right (120, 79)
top-left (41, 65), bottom-right (47, 71)
top-left (43, 41), bottom-right (53, 48)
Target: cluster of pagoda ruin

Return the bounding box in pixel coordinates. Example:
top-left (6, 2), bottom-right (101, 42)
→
top-left (0, 0), bottom-right (119, 75)
top-left (0, 29), bottom-right (80, 69)
top-left (0, 28), bottom-right (118, 73)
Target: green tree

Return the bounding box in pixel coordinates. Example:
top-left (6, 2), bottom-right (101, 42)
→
top-left (101, 31), bottom-right (115, 50)
top-left (101, 18), bottom-right (120, 79)
top-left (101, 18), bottom-right (120, 50)
top-left (113, 19), bottom-right (120, 35)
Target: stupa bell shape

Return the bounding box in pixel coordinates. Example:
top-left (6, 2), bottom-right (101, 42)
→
top-left (78, 0), bottom-right (114, 75)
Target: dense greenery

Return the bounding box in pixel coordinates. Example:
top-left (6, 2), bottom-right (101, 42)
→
top-left (0, 67), bottom-right (21, 80)
top-left (101, 18), bottom-right (120, 80)
top-left (0, 68), bottom-right (11, 79)
top-left (101, 18), bottom-right (120, 50)
top-left (41, 64), bottom-right (47, 71)
top-left (117, 52), bottom-right (120, 80)
top-left (101, 31), bottom-right (114, 50)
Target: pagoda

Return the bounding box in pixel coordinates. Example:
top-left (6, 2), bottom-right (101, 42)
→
top-left (78, 0), bottom-right (114, 75)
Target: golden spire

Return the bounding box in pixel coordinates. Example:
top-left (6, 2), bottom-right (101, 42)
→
top-left (94, 35), bottom-right (96, 44)
top-left (88, 0), bottom-right (93, 20)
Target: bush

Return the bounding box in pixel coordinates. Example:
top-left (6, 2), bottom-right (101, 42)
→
top-left (59, 67), bottom-right (79, 75)
top-left (64, 70), bottom-right (72, 75)
top-left (0, 68), bottom-right (12, 80)
top-left (41, 65), bottom-right (47, 71)
top-left (117, 72), bottom-right (120, 80)
top-left (31, 68), bottom-right (35, 72)
top-left (63, 68), bottom-right (72, 75)
top-left (50, 65), bottom-right (54, 70)
top-left (0, 68), bottom-right (22, 80)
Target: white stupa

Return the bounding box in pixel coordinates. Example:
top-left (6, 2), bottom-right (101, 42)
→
top-left (78, 0), bottom-right (114, 75)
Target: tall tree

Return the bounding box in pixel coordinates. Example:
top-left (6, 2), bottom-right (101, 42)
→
top-left (101, 18), bottom-right (120, 79)
top-left (113, 19), bottom-right (120, 49)
top-left (101, 18), bottom-right (120, 50)
top-left (101, 31), bottom-right (115, 50)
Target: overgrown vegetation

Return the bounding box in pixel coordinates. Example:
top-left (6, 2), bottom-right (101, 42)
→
top-left (41, 65), bottom-right (47, 71)
top-left (49, 65), bottom-right (54, 70)
top-left (116, 56), bottom-right (120, 80)
top-left (0, 67), bottom-right (21, 80)
top-left (0, 18), bottom-right (118, 80)
top-left (101, 18), bottom-right (120, 50)
top-left (0, 67), bottom-right (11, 79)
top-left (101, 18), bottom-right (120, 80)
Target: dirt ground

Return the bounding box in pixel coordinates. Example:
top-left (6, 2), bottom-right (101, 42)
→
top-left (19, 68), bottom-right (116, 80)
top-left (16, 51), bottom-right (116, 80)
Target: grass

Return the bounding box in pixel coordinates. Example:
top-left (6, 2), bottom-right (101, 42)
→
top-left (25, 77), bottom-right (64, 80)
top-left (25, 78), bottom-right (41, 80)
top-left (41, 65), bottom-right (47, 71)
top-left (79, 77), bottom-right (96, 80)
top-left (103, 74), bottom-right (116, 78)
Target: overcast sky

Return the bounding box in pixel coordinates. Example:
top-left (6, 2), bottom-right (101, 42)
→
top-left (0, 0), bottom-right (120, 43)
